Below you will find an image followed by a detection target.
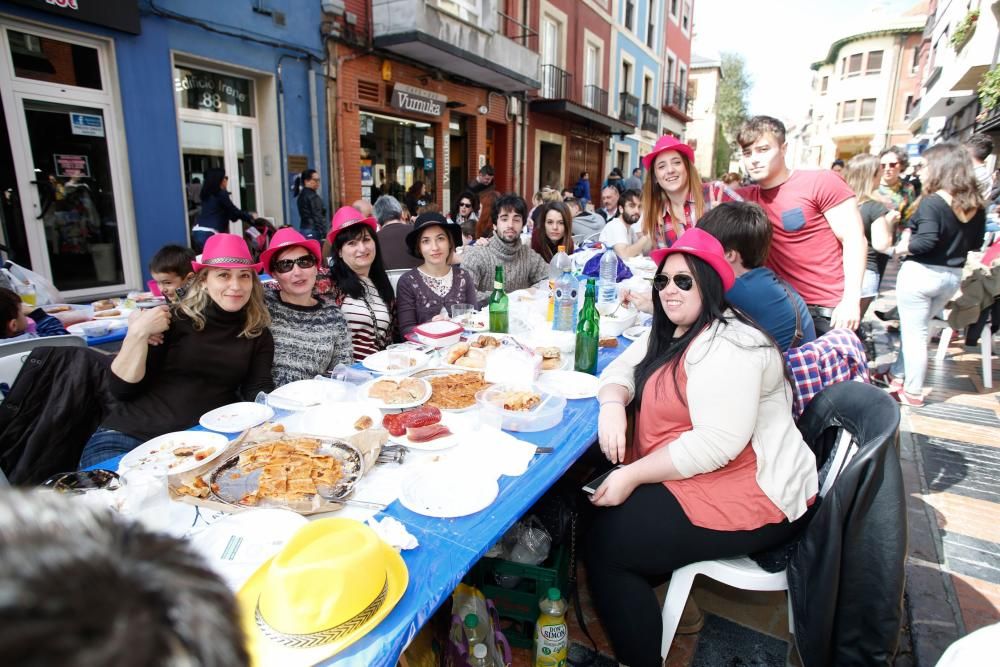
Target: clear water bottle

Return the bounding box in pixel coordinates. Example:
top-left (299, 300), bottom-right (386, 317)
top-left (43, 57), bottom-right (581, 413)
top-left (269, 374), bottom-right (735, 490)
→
top-left (598, 248), bottom-right (619, 306)
top-left (552, 270), bottom-right (579, 332)
top-left (547, 245), bottom-right (572, 322)
top-left (464, 613), bottom-right (487, 647)
top-left (470, 642), bottom-right (490, 667)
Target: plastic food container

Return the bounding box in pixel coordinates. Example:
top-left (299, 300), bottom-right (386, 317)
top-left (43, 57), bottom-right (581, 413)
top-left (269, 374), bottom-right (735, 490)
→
top-left (80, 321), bottom-right (111, 337)
top-left (476, 385), bottom-right (566, 432)
top-left (410, 320), bottom-right (464, 348)
top-left (599, 305), bottom-right (638, 338)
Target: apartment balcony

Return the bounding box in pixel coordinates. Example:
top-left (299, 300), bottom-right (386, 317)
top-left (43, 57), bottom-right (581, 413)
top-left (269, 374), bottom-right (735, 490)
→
top-left (662, 82), bottom-right (693, 122)
top-left (530, 65), bottom-right (633, 134)
top-left (619, 92), bottom-right (639, 126)
top-left (641, 103), bottom-right (660, 133)
top-left (372, 0), bottom-right (540, 91)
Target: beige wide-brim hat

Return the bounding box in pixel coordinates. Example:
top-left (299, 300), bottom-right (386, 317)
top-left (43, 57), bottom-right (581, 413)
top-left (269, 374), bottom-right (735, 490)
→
top-left (237, 518), bottom-right (408, 666)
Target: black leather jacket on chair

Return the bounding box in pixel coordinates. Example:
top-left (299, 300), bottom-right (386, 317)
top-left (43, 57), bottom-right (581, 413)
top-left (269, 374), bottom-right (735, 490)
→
top-left (788, 381), bottom-right (906, 667)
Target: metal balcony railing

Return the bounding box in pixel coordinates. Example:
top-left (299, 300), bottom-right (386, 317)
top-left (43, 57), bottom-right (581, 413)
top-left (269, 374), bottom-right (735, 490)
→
top-left (618, 92), bottom-right (639, 126)
top-left (641, 103), bottom-right (659, 132)
top-left (539, 64), bottom-right (570, 99)
top-left (662, 83), bottom-right (690, 115)
top-left (497, 10), bottom-right (538, 51)
top-left (583, 84), bottom-right (609, 115)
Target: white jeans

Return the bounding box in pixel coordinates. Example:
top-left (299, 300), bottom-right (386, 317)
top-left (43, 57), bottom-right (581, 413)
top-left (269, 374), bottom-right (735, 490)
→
top-left (890, 261), bottom-right (961, 395)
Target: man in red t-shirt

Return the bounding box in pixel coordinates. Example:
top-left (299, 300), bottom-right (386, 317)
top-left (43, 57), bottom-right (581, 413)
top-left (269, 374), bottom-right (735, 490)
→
top-left (734, 116), bottom-right (866, 334)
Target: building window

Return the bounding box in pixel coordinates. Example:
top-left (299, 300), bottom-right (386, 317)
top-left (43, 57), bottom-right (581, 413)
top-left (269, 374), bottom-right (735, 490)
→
top-left (625, 0), bottom-right (635, 32)
top-left (678, 64), bottom-right (687, 98)
top-left (621, 60), bottom-right (632, 94)
top-left (821, 76), bottom-right (829, 94)
top-left (910, 46), bottom-right (920, 73)
top-left (845, 53), bottom-right (863, 77)
top-left (670, 0), bottom-right (679, 19)
top-left (431, 0), bottom-right (481, 22)
top-left (859, 98), bottom-right (876, 120)
top-left (841, 99), bottom-right (857, 121)
top-left (866, 50), bottom-right (883, 75)
top-left (681, 2), bottom-right (691, 33)
top-left (904, 94), bottom-right (915, 119)
top-left (646, 0), bottom-right (657, 48)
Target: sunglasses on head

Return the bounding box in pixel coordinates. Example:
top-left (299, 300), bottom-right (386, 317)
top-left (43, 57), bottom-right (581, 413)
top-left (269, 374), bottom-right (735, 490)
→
top-left (273, 255), bottom-right (317, 274)
top-left (881, 162), bottom-right (899, 169)
top-left (652, 273), bottom-right (694, 292)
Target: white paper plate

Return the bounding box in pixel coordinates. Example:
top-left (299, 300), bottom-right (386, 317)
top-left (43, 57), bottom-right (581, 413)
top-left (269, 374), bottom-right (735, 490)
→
top-left (267, 379), bottom-right (349, 411)
top-left (361, 377), bottom-right (431, 409)
top-left (622, 325), bottom-right (650, 342)
top-left (279, 401), bottom-right (384, 439)
top-left (119, 430), bottom-right (229, 475)
top-left (535, 370), bottom-right (600, 399)
top-left (189, 508), bottom-right (307, 591)
top-left (90, 307), bottom-right (136, 321)
top-left (388, 411), bottom-right (462, 451)
top-left (199, 402), bottom-right (274, 433)
top-left (399, 466), bottom-right (499, 518)
top-left (362, 348), bottom-right (430, 374)
top-left (66, 319), bottom-right (129, 337)
top-left (42, 303), bottom-right (92, 315)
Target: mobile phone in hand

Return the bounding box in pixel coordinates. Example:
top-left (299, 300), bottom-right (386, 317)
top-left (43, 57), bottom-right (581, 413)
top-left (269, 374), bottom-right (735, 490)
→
top-left (582, 466), bottom-right (622, 495)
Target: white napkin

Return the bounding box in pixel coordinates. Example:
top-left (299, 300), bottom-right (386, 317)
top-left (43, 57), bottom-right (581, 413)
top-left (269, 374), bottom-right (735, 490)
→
top-left (365, 516), bottom-right (418, 550)
top-left (437, 416), bottom-right (538, 478)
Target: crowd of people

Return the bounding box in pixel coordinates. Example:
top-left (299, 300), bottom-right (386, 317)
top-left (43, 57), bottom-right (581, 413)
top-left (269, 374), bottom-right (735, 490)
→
top-left (1, 112), bottom-right (998, 667)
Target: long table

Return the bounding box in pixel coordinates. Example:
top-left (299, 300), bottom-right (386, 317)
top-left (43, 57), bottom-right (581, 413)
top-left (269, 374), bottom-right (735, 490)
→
top-left (94, 343), bottom-right (627, 667)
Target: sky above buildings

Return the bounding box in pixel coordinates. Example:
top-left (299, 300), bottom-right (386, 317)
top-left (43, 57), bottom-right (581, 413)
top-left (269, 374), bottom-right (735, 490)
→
top-left (692, 0), bottom-right (924, 124)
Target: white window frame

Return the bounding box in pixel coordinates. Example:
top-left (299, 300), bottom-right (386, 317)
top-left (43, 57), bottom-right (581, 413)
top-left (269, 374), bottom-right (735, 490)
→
top-left (681, 2), bottom-right (691, 36)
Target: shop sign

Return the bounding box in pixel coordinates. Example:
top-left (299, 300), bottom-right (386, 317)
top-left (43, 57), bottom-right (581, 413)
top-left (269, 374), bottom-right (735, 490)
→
top-left (391, 83), bottom-right (446, 118)
top-left (8, 0), bottom-right (141, 34)
top-left (70, 112), bottom-right (104, 137)
top-left (175, 68), bottom-right (253, 117)
top-left (53, 153), bottom-right (90, 178)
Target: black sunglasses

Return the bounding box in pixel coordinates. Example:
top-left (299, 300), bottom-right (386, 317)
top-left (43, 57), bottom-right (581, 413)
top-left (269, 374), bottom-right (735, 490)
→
top-left (880, 162), bottom-right (899, 169)
top-left (652, 273), bottom-right (694, 292)
top-left (42, 470), bottom-right (122, 493)
top-left (273, 255), bottom-right (318, 274)
top-left (459, 201), bottom-right (473, 207)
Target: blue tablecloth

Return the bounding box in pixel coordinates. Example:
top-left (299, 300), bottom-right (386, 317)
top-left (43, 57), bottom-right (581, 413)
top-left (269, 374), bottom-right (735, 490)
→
top-left (92, 342), bottom-right (629, 667)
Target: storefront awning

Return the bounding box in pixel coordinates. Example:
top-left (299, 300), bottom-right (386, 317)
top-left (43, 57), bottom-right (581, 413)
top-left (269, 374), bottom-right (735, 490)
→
top-left (529, 99), bottom-right (634, 136)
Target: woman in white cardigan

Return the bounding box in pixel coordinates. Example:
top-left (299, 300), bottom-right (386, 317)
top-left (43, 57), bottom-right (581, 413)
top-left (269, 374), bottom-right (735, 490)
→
top-left (586, 229), bottom-right (818, 667)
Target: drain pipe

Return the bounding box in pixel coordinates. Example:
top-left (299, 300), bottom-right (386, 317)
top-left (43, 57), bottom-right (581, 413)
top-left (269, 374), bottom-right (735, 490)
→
top-left (309, 60), bottom-right (322, 191)
top-left (277, 55), bottom-right (293, 228)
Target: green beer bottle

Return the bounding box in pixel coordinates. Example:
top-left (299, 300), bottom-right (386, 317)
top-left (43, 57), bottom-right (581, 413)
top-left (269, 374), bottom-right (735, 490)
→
top-left (575, 278), bottom-right (599, 374)
top-left (489, 265), bottom-right (509, 333)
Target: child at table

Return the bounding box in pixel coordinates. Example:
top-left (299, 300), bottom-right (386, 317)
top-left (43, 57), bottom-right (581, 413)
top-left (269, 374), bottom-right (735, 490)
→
top-left (149, 244), bottom-right (195, 302)
top-left (0, 287), bottom-right (69, 342)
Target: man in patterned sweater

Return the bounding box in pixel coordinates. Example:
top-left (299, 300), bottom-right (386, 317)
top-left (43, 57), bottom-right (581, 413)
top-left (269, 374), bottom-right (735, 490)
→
top-left (461, 193), bottom-right (550, 305)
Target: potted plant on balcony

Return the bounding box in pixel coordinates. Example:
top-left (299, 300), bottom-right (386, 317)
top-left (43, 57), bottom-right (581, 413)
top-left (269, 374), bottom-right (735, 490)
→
top-left (977, 66), bottom-right (1000, 122)
top-left (950, 8), bottom-right (979, 51)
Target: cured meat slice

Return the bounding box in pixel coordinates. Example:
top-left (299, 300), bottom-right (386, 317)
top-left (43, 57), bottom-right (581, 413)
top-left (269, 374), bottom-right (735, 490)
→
top-left (382, 405), bottom-right (441, 436)
top-left (406, 423), bottom-right (452, 443)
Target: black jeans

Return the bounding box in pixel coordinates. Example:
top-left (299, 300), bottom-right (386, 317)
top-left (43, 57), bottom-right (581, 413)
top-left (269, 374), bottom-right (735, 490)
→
top-left (585, 483), bottom-right (809, 667)
top-left (964, 299), bottom-right (1000, 346)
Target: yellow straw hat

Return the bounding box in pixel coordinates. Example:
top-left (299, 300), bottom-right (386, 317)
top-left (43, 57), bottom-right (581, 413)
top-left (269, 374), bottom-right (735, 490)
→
top-left (237, 518), bottom-right (408, 666)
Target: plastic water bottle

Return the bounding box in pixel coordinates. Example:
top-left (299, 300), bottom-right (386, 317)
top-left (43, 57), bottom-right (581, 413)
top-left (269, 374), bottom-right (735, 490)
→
top-left (552, 270), bottom-right (578, 332)
top-left (598, 248), bottom-right (619, 306)
top-left (547, 245), bottom-right (572, 322)
top-left (470, 643), bottom-right (490, 667)
top-left (464, 613), bottom-right (487, 647)
top-left (533, 588), bottom-right (568, 667)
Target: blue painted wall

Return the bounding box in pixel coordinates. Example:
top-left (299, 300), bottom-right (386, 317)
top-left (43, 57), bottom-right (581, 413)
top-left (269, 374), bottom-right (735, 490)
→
top-left (612, 0), bottom-right (662, 172)
top-left (2, 0), bottom-right (327, 283)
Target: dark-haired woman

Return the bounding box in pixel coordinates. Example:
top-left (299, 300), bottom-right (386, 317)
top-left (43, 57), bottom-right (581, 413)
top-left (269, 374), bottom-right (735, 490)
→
top-left (887, 142), bottom-right (986, 406)
top-left (449, 191), bottom-right (480, 226)
top-left (530, 201), bottom-right (575, 262)
top-left (295, 168), bottom-right (327, 241)
top-left (326, 206), bottom-right (398, 361)
top-left (191, 167), bottom-right (256, 253)
top-left (404, 181), bottom-right (428, 217)
top-left (587, 228), bottom-right (818, 667)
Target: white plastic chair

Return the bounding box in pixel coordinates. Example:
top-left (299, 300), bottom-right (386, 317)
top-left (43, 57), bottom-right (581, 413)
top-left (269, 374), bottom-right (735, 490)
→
top-left (934, 320), bottom-right (992, 389)
top-left (0, 334), bottom-right (87, 398)
top-left (386, 269), bottom-right (407, 291)
top-left (659, 429), bottom-right (859, 659)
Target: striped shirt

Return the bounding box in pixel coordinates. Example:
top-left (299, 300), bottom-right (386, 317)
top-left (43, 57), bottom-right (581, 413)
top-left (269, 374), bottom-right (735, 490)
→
top-left (338, 277), bottom-right (393, 361)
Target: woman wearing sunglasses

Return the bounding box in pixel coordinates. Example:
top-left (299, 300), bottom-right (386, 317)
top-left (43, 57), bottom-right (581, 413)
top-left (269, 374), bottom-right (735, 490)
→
top-left (261, 228), bottom-right (353, 386)
top-left (586, 229), bottom-right (818, 667)
top-left (875, 146), bottom-right (919, 223)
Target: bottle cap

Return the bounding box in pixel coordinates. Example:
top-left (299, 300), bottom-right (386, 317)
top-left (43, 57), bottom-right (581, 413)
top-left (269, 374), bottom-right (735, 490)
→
top-left (473, 644), bottom-right (488, 658)
top-left (547, 587), bottom-right (561, 601)
top-left (464, 613), bottom-right (479, 628)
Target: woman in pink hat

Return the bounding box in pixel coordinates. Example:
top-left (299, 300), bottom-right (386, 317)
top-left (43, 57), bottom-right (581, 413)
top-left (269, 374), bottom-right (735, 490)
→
top-left (78, 234), bottom-right (274, 468)
top-left (586, 228), bottom-right (818, 666)
top-left (639, 135), bottom-right (742, 250)
top-left (261, 227), bottom-right (353, 385)
top-left (326, 206), bottom-right (398, 361)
